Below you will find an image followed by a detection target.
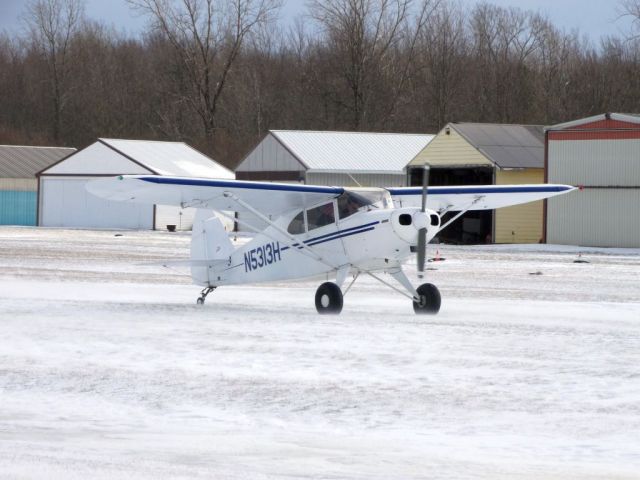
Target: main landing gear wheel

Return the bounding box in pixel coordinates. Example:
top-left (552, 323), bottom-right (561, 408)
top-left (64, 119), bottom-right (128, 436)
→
top-left (315, 282), bottom-right (343, 315)
top-left (413, 283), bottom-right (441, 315)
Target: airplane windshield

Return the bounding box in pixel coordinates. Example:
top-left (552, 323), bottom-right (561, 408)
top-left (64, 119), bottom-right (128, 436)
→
top-left (340, 189), bottom-right (391, 215)
top-left (337, 192), bottom-right (371, 219)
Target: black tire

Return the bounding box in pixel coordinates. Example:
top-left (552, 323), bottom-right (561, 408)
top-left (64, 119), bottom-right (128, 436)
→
top-left (315, 282), bottom-right (343, 314)
top-left (196, 297), bottom-right (205, 305)
top-left (413, 283), bottom-right (441, 314)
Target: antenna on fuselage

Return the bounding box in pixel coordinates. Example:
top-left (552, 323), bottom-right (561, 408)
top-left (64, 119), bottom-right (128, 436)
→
top-left (417, 163), bottom-right (430, 279)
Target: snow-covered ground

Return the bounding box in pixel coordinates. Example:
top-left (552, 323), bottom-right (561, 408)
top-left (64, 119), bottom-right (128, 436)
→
top-left (1, 227), bottom-right (639, 479)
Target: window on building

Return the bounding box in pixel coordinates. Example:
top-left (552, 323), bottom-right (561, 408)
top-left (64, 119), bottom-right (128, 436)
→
top-left (287, 211), bottom-right (305, 235)
top-left (306, 202), bottom-right (335, 231)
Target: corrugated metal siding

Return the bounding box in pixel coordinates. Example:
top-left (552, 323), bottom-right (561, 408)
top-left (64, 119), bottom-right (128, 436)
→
top-left (0, 145), bottom-right (75, 178)
top-left (548, 139), bottom-right (640, 186)
top-left (0, 178), bottom-right (37, 191)
top-left (494, 169), bottom-right (544, 243)
top-left (547, 136), bottom-right (640, 247)
top-left (0, 190), bottom-right (37, 225)
top-left (547, 188), bottom-right (640, 247)
top-left (236, 133), bottom-right (306, 172)
top-left (305, 172), bottom-right (405, 187)
top-left (409, 128), bottom-right (492, 167)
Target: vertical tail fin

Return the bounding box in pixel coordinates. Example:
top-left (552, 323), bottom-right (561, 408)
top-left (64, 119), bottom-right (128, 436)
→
top-left (191, 209), bottom-right (235, 285)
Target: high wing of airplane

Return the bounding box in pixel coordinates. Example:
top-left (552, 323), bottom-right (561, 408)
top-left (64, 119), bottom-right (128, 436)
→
top-left (86, 172), bottom-right (575, 315)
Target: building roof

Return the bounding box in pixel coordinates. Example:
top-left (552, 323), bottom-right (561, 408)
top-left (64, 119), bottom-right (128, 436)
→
top-left (546, 113), bottom-right (640, 131)
top-left (39, 138), bottom-right (234, 178)
top-left (99, 138), bottom-right (233, 178)
top-left (450, 123), bottom-right (544, 169)
top-left (269, 130), bottom-right (434, 173)
top-left (0, 145), bottom-right (76, 178)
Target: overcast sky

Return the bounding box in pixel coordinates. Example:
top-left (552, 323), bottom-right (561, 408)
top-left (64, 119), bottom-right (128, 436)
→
top-left (0, 0), bottom-right (635, 43)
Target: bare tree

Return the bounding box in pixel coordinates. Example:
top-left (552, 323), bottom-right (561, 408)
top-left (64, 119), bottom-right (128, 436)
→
top-left (414, 1), bottom-right (468, 130)
top-left (620, 0), bottom-right (640, 37)
top-left (530, 15), bottom-right (578, 122)
top-left (23, 0), bottom-right (84, 143)
top-left (309, 0), bottom-right (438, 130)
top-left (469, 4), bottom-right (542, 122)
top-left (127, 0), bottom-right (281, 145)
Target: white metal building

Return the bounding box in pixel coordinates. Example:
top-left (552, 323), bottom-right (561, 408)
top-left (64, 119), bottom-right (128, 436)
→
top-left (545, 113), bottom-right (640, 247)
top-left (38, 138), bottom-right (234, 230)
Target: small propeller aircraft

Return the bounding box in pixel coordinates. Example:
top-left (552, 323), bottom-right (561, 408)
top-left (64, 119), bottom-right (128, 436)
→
top-left (86, 168), bottom-right (574, 314)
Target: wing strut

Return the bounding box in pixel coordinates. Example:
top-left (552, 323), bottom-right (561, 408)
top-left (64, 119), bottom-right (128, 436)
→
top-left (364, 269), bottom-right (418, 301)
top-left (437, 196), bottom-right (485, 233)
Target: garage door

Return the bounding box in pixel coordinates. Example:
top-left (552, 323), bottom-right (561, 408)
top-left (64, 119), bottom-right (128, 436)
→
top-left (40, 177), bottom-right (153, 229)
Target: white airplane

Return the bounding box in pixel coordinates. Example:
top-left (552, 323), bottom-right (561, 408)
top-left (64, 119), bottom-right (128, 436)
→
top-left (86, 168), bottom-right (574, 315)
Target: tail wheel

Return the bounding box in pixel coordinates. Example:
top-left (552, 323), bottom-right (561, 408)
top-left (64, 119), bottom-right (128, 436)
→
top-left (315, 282), bottom-right (343, 315)
top-left (413, 283), bottom-right (441, 314)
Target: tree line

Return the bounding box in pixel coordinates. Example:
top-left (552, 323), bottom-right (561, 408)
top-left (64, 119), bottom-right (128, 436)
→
top-left (1, 0), bottom-right (640, 168)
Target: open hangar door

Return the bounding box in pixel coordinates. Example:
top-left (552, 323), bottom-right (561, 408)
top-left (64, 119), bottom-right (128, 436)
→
top-left (408, 166), bottom-right (494, 244)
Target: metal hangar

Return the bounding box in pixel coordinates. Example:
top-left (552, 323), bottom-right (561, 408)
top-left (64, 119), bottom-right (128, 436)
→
top-left (407, 123), bottom-right (546, 244)
top-left (235, 130), bottom-right (434, 187)
top-left (37, 138), bottom-right (234, 230)
top-left (545, 113), bottom-right (640, 247)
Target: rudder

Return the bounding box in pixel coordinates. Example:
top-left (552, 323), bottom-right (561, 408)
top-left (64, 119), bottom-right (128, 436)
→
top-left (190, 209), bottom-right (234, 285)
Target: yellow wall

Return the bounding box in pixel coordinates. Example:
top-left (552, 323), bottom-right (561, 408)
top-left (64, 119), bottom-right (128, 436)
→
top-left (494, 169), bottom-right (544, 243)
top-left (409, 126), bottom-right (493, 167)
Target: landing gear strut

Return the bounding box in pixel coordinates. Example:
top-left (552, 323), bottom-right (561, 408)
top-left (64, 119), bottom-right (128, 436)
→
top-left (196, 286), bottom-right (216, 305)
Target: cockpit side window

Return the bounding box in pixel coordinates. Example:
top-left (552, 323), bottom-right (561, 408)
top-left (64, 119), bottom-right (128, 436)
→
top-left (287, 211), bottom-right (305, 235)
top-left (307, 202), bottom-right (335, 231)
top-left (337, 192), bottom-right (370, 220)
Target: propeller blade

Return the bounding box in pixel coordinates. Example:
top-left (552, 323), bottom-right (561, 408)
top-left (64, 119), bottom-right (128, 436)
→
top-left (418, 163), bottom-right (430, 278)
top-left (421, 164), bottom-right (430, 213)
top-left (417, 227), bottom-right (427, 277)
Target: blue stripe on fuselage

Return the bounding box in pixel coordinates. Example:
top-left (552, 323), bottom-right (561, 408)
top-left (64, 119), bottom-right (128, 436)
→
top-left (279, 220), bottom-right (380, 251)
top-left (303, 220), bottom-right (380, 244)
top-left (307, 226), bottom-right (376, 247)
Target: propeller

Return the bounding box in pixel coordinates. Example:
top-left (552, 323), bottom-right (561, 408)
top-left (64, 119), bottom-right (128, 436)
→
top-left (417, 164), bottom-right (430, 279)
